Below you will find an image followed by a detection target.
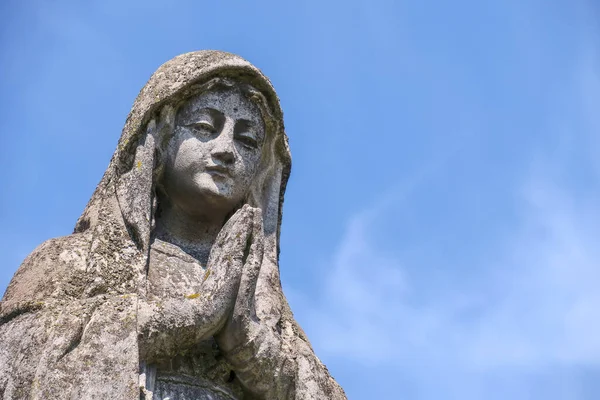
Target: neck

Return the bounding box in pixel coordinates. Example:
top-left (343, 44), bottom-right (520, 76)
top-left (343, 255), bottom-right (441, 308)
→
top-left (154, 198), bottom-right (225, 265)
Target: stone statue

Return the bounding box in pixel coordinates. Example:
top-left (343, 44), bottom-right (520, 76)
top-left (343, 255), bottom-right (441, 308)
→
top-left (0, 51), bottom-right (346, 400)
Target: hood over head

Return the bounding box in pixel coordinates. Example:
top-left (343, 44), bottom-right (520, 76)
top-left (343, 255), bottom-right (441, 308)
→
top-left (74, 51), bottom-right (295, 328)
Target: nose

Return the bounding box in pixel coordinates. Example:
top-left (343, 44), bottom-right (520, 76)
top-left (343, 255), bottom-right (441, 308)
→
top-left (211, 121), bottom-right (235, 165)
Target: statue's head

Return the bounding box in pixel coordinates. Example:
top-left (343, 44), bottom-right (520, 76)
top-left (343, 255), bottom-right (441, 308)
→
top-left (75, 50), bottom-right (290, 255)
top-left (159, 78), bottom-right (270, 222)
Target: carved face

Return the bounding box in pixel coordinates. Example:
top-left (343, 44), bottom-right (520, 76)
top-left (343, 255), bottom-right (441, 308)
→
top-left (162, 87), bottom-right (265, 219)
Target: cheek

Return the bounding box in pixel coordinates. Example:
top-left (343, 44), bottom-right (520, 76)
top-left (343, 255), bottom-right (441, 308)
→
top-left (170, 135), bottom-right (210, 172)
top-left (234, 152), bottom-right (261, 181)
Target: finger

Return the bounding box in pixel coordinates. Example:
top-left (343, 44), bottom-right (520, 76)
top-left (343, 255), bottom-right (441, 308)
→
top-left (201, 207), bottom-right (254, 334)
top-left (203, 206), bottom-right (253, 290)
top-left (233, 207), bottom-right (264, 324)
top-left (210, 204), bottom-right (250, 260)
top-left (217, 204), bottom-right (250, 244)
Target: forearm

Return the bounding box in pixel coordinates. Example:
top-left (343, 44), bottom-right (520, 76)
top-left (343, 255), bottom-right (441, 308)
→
top-left (137, 296), bottom-right (224, 361)
top-left (221, 323), bottom-right (295, 398)
top-left (221, 323), bottom-right (346, 400)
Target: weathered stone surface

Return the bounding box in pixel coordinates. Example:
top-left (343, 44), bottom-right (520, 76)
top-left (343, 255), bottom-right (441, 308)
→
top-left (0, 51), bottom-right (346, 399)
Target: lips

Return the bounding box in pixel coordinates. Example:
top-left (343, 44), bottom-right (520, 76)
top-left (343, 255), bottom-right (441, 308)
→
top-left (205, 165), bottom-right (230, 178)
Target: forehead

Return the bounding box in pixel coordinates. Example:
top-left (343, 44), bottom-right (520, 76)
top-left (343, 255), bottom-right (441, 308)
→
top-left (177, 87), bottom-right (262, 122)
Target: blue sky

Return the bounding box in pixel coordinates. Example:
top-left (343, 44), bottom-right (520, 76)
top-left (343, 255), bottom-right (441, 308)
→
top-left (1, 0), bottom-right (599, 398)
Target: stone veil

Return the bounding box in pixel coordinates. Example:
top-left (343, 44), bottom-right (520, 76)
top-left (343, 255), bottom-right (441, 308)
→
top-left (0, 51), bottom-right (346, 399)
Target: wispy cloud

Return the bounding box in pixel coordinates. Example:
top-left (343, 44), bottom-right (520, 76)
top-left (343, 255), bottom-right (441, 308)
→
top-left (299, 163), bottom-right (599, 364)
top-left (288, 24), bottom-right (600, 399)
top-left (289, 148), bottom-right (600, 398)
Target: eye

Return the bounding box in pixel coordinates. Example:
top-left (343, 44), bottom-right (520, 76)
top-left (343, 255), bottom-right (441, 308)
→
top-left (186, 120), bottom-right (215, 135)
top-left (235, 134), bottom-right (258, 150)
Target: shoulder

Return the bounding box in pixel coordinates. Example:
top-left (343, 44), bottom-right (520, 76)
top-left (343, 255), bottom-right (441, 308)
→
top-left (0, 232), bottom-right (93, 321)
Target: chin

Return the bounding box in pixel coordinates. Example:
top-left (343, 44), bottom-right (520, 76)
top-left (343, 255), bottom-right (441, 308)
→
top-left (193, 174), bottom-right (232, 198)
top-left (192, 183), bottom-right (238, 209)
top-left (183, 174), bottom-right (245, 213)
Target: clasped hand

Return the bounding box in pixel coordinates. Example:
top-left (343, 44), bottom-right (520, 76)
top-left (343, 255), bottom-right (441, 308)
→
top-left (138, 204), bottom-right (264, 360)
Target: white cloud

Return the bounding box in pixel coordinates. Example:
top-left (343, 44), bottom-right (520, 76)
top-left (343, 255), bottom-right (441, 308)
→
top-left (467, 174), bottom-right (600, 368)
top-left (295, 159), bottom-right (600, 375)
top-left (292, 33), bottom-right (600, 379)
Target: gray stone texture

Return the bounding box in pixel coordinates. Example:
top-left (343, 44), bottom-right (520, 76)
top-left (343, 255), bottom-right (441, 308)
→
top-left (0, 51), bottom-right (346, 400)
